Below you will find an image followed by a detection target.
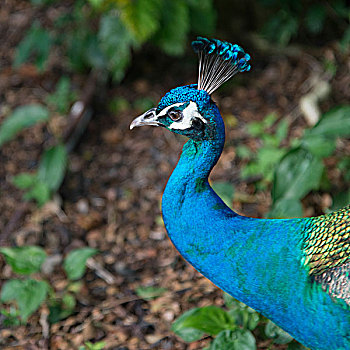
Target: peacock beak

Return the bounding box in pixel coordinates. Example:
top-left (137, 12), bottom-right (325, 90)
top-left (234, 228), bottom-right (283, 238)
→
top-left (130, 107), bottom-right (160, 130)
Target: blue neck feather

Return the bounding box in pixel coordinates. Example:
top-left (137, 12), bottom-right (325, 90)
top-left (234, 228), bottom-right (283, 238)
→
top-left (161, 108), bottom-right (350, 350)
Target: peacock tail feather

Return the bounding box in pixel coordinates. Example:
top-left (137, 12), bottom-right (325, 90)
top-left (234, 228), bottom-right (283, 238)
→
top-left (302, 205), bottom-right (350, 305)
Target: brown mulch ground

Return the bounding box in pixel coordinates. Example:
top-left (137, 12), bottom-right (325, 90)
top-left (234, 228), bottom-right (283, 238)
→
top-left (0, 1), bottom-right (349, 349)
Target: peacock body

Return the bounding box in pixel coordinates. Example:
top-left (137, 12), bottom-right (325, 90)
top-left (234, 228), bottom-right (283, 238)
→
top-left (130, 38), bottom-right (350, 350)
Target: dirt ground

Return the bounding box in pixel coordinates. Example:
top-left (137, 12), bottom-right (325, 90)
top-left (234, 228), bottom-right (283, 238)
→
top-left (0, 1), bottom-right (349, 349)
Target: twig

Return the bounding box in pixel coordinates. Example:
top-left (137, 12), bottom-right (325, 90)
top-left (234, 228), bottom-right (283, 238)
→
top-left (63, 71), bottom-right (99, 152)
top-left (86, 258), bottom-right (117, 284)
top-left (100, 287), bottom-right (193, 311)
top-left (39, 307), bottom-right (50, 340)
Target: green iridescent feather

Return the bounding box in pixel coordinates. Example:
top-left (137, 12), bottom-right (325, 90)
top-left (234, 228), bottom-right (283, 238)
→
top-left (302, 205), bottom-right (350, 305)
top-left (303, 205), bottom-right (350, 276)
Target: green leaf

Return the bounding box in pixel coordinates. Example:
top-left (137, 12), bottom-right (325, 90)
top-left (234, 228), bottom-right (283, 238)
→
top-left (1, 279), bottom-right (49, 321)
top-left (305, 4), bottom-right (326, 34)
top-left (188, 0), bottom-right (216, 36)
top-left (23, 180), bottom-right (51, 207)
top-left (171, 308), bottom-right (204, 342)
top-left (82, 341), bottom-right (106, 350)
top-left (228, 307), bottom-right (260, 331)
top-left (153, 0), bottom-right (190, 55)
top-left (38, 144), bottom-right (67, 192)
top-left (262, 113), bottom-right (278, 128)
top-left (63, 293), bottom-right (76, 309)
top-left (209, 329), bottom-right (256, 350)
top-left (67, 281), bottom-right (83, 294)
top-left (66, 29), bottom-right (104, 73)
top-left (246, 122), bottom-right (264, 137)
top-left (272, 148), bottom-right (324, 202)
top-left (306, 105), bottom-right (350, 138)
top-left (243, 146), bottom-right (286, 183)
top-left (258, 147), bottom-right (286, 176)
top-left (241, 163), bottom-right (260, 179)
top-left (0, 104), bottom-right (49, 147)
top-left (13, 22), bottom-right (52, 71)
top-left (48, 293), bottom-right (76, 324)
top-left (133, 97), bottom-right (156, 113)
top-left (0, 307), bottom-right (21, 326)
top-left (63, 248), bottom-right (97, 280)
top-left (135, 286), bottom-right (167, 300)
top-left (262, 10), bottom-right (298, 46)
top-left (46, 76), bottom-right (76, 114)
top-left (236, 145), bottom-right (252, 160)
top-left (86, 0), bottom-right (104, 9)
top-left (224, 294), bottom-right (260, 331)
top-left (275, 119), bottom-right (289, 144)
top-left (120, 0), bottom-right (162, 43)
top-left (12, 172), bottom-right (51, 207)
top-left (223, 293), bottom-right (240, 309)
top-left (212, 182), bottom-right (235, 209)
top-left (0, 246), bottom-right (47, 275)
top-left (265, 320), bottom-right (294, 344)
top-left (268, 198), bottom-right (303, 219)
top-left (98, 13), bottom-right (134, 81)
top-left (301, 136), bottom-right (336, 157)
top-left (12, 173), bottom-right (37, 190)
top-left (262, 134), bottom-right (280, 148)
top-left (172, 306), bottom-right (235, 337)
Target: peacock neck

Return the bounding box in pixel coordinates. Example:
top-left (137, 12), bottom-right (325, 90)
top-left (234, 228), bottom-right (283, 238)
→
top-left (161, 128), bottom-right (228, 253)
top-left (177, 136), bottom-right (224, 181)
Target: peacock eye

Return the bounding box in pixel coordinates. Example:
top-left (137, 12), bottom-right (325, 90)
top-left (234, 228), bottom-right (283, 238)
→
top-left (168, 110), bottom-right (183, 122)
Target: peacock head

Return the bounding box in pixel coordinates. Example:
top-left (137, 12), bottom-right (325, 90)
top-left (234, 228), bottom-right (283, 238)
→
top-left (130, 37), bottom-right (251, 142)
top-left (130, 84), bottom-right (223, 141)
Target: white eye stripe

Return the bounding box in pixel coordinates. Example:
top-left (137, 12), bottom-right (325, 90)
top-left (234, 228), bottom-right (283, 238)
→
top-left (157, 102), bottom-right (185, 117)
top-left (168, 101), bottom-right (207, 130)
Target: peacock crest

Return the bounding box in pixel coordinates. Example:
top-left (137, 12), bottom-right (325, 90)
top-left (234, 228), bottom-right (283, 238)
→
top-left (192, 37), bottom-right (251, 95)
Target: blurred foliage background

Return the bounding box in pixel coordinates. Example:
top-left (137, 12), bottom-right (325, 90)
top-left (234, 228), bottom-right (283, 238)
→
top-left (10, 0), bottom-right (350, 80)
top-left (0, 0), bottom-right (349, 349)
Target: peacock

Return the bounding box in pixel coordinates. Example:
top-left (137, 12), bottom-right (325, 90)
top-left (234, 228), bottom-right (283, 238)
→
top-left (130, 37), bottom-right (350, 350)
